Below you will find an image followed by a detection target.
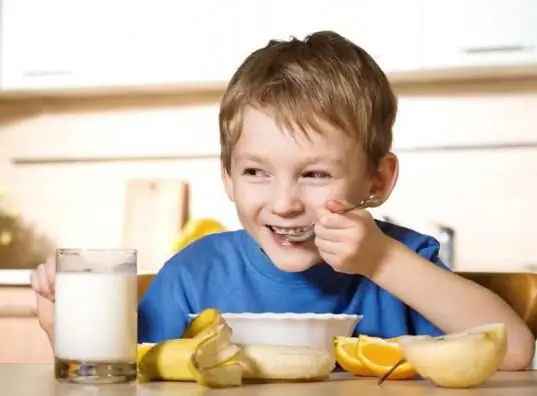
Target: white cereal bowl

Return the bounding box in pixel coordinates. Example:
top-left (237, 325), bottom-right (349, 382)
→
top-left (189, 312), bottom-right (361, 357)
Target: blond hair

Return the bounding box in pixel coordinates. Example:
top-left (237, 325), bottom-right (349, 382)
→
top-left (219, 30), bottom-right (397, 172)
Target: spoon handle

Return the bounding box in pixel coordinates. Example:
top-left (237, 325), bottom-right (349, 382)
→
top-left (333, 195), bottom-right (376, 214)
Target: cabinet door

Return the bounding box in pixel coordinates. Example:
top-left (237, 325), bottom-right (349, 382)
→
top-left (1, 0), bottom-right (83, 90)
top-left (1, 0), bottom-right (240, 91)
top-left (244, 0), bottom-right (422, 74)
top-left (340, 0), bottom-right (423, 73)
top-left (73, 0), bottom-right (244, 88)
top-left (422, 0), bottom-right (537, 69)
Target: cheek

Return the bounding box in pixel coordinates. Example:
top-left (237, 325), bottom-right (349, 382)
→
top-left (299, 187), bottom-right (332, 209)
top-left (300, 180), bottom-right (368, 207)
top-left (233, 185), bottom-right (266, 214)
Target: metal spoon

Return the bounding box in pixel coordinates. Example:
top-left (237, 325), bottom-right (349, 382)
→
top-left (331, 194), bottom-right (378, 215)
top-left (280, 195), bottom-right (378, 243)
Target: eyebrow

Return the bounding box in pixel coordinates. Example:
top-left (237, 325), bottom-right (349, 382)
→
top-left (235, 154), bottom-right (344, 167)
top-left (299, 156), bottom-right (345, 167)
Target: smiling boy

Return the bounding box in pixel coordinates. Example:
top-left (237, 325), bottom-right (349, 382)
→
top-left (31, 31), bottom-right (534, 370)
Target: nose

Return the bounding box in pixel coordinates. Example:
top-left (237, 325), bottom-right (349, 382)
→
top-left (269, 184), bottom-right (304, 217)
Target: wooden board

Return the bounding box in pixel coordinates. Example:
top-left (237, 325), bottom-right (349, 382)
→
top-left (122, 179), bottom-right (189, 273)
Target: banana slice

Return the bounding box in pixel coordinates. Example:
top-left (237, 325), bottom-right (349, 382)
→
top-left (238, 344), bottom-right (336, 381)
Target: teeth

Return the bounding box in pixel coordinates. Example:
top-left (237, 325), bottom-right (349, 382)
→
top-left (271, 226), bottom-right (309, 235)
top-left (269, 225), bottom-right (315, 242)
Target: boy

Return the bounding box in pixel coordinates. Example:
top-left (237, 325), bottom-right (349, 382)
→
top-left (31, 31), bottom-right (534, 371)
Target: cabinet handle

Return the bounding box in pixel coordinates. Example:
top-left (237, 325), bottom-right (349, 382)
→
top-left (23, 70), bottom-right (73, 78)
top-left (461, 45), bottom-right (532, 54)
top-left (524, 264), bottom-right (537, 272)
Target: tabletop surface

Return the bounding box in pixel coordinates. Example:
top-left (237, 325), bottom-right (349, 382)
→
top-left (2, 364), bottom-right (537, 396)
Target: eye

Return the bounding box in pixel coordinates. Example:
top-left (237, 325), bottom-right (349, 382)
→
top-left (242, 168), bottom-right (267, 177)
top-left (303, 170), bottom-right (331, 179)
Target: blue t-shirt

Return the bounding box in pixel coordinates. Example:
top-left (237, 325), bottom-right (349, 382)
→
top-left (138, 221), bottom-right (450, 343)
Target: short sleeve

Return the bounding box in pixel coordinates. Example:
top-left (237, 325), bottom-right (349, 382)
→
top-left (409, 236), bottom-right (451, 336)
top-left (138, 257), bottom-right (191, 343)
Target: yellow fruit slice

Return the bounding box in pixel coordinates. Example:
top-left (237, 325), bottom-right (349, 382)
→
top-left (173, 218), bottom-right (225, 252)
top-left (356, 335), bottom-right (417, 380)
top-left (333, 336), bottom-right (375, 377)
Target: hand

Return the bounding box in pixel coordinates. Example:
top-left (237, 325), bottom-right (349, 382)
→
top-left (30, 258), bottom-right (56, 301)
top-left (29, 258), bottom-right (56, 336)
top-left (314, 199), bottom-right (389, 277)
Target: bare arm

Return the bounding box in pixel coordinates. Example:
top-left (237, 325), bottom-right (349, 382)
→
top-left (372, 237), bottom-right (535, 371)
top-left (35, 294), bottom-right (55, 348)
top-left (30, 260), bottom-right (56, 349)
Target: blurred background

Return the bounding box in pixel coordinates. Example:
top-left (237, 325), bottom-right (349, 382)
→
top-left (1, 0), bottom-right (536, 274)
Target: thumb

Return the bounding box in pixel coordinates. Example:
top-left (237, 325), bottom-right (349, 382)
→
top-left (325, 199), bottom-right (356, 214)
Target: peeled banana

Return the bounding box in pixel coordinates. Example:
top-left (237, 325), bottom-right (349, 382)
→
top-left (138, 331), bottom-right (241, 382)
top-left (239, 344), bottom-right (336, 381)
top-left (137, 308), bottom-right (336, 388)
top-left (138, 308), bottom-right (243, 386)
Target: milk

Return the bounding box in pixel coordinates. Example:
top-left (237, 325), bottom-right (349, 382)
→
top-left (54, 272), bottom-right (137, 362)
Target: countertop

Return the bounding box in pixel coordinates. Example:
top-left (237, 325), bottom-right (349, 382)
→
top-left (1, 268), bottom-right (534, 286)
top-left (2, 364), bottom-right (537, 396)
top-left (0, 270), bottom-right (31, 286)
top-left (0, 269), bottom-right (161, 286)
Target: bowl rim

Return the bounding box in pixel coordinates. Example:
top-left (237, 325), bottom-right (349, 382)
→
top-left (188, 312), bottom-right (363, 321)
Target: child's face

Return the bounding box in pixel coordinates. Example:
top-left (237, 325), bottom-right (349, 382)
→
top-left (223, 107), bottom-right (377, 272)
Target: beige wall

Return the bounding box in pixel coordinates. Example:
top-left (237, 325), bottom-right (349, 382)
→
top-left (0, 81), bottom-right (536, 272)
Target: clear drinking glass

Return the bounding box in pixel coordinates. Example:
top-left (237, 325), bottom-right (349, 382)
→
top-left (54, 249), bottom-right (138, 384)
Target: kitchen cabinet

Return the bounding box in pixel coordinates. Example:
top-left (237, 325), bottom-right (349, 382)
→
top-left (0, 0), bottom-right (82, 90)
top-left (3, 0), bottom-right (537, 93)
top-left (0, 0), bottom-right (423, 92)
top-left (421, 0), bottom-right (537, 69)
top-left (0, 0), bottom-right (244, 91)
top-left (81, 0), bottom-right (242, 88)
top-left (334, 0), bottom-right (423, 73)
top-left (251, 0), bottom-right (422, 74)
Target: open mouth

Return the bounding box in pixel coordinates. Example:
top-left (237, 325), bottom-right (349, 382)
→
top-left (267, 225), bottom-right (315, 243)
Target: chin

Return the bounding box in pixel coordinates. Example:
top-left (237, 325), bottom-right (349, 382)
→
top-left (271, 258), bottom-right (320, 272)
top-left (255, 227), bottom-right (321, 272)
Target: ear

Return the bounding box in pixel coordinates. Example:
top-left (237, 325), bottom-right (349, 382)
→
top-left (221, 161), bottom-right (235, 202)
top-left (368, 152), bottom-right (399, 208)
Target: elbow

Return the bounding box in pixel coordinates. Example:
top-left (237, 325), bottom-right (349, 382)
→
top-left (500, 330), bottom-right (535, 371)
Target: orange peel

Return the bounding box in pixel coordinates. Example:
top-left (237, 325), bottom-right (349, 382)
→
top-left (334, 335), bottom-right (417, 380)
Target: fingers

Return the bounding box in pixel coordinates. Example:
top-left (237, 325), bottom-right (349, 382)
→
top-left (316, 206), bottom-right (353, 230)
top-left (325, 199), bottom-right (356, 214)
top-left (30, 258), bottom-right (56, 302)
top-left (314, 236), bottom-right (342, 255)
top-left (314, 221), bottom-right (348, 242)
top-left (35, 292), bottom-right (55, 334)
top-left (317, 200), bottom-right (373, 230)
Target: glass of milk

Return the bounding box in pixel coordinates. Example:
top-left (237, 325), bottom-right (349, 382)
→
top-left (54, 248), bottom-right (138, 384)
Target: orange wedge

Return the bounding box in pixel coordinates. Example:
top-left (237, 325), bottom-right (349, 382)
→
top-left (333, 336), bottom-right (375, 376)
top-left (356, 335), bottom-right (417, 380)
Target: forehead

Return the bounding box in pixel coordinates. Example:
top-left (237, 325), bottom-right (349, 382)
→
top-left (235, 107), bottom-right (360, 160)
